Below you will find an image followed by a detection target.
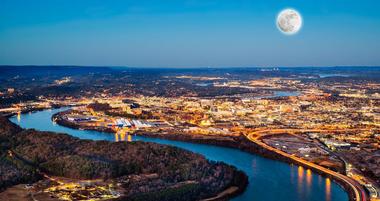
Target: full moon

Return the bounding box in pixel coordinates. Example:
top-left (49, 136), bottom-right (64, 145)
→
top-left (277, 9), bottom-right (302, 35)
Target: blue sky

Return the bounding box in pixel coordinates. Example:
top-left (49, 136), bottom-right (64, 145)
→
top-left (0, 0), bottom-right (379, 67)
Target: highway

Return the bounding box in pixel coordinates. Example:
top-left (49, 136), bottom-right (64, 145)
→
top-left (245, 132), bottom-right (369, 201)
top-left (248, 128), bottom-right (373, 139)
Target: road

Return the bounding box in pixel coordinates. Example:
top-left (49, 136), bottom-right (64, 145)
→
top-left (248, 128), bottom-right (373, 140)
top-left (245, 132), bottom-right (369, 201)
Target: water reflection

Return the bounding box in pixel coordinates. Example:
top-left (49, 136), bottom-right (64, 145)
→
top-left (295, 167), bottom-right (314, 199)
top-left (294, 166), bottom-right (328, 200)
top-left (120, 132), bottom-right (126, 141)
top-left (290, 164), bottom-right (295, 184)
top-left (298, 166), bottom-right (304, 182)
top-left (10, 108), bottom-right (349, 201)
top-left (114, 128), bottom-right (133, 142)
top-left (306, 169), bottom-right (312, 188)
top-left (326, 178), bottom-right (331, 201)
top-left (306, 169), bottom-right (312, 197)
top-left (114, 133), bottom-right (119, 142)
top-left (297, 166), bottom-right (304, 198)
top-left (17, 111), bottom-right (21, 123)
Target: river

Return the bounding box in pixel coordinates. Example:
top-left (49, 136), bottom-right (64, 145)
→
top-left (10, 108), bottom-right (348, 201)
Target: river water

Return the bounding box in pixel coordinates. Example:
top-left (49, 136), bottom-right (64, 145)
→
top-left (10, 108), bottom-right (348, 201)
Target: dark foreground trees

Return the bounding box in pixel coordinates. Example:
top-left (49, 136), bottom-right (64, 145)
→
top-left (0, 117), bottom-right (247, 200)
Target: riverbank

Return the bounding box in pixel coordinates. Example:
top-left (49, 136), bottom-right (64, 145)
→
top-left (0, 116), bottom-right (248, 201)
top-left (51, 111), bottom-right (248, 201)
top-left (134, 132), bottom-right (361, 201)
top-left (52, 110), bottom-right (362, 201)
top-left (1, 104), bottom-right (65, 118)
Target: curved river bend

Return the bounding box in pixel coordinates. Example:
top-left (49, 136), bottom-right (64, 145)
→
top-left (10, 108), bottom-right (348, 201)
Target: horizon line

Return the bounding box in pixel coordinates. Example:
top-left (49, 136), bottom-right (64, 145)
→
top-left (1, 65), bottom-right (380, 69)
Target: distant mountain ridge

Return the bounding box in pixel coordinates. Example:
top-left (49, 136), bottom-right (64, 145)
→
top-left (1, 65), bottom-right (380, 79)
top-left (0, 66), bottom-right (114, 78)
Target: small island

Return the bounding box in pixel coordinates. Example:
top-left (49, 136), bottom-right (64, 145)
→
top-left (0, 116), bottom-right (248, 201)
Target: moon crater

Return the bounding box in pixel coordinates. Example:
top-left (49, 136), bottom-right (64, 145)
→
top-left (277, 9), bottom-right (302, 35)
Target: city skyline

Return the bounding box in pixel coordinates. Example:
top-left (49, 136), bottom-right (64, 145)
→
top-left (1, 66), bottom-right (379, 201)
